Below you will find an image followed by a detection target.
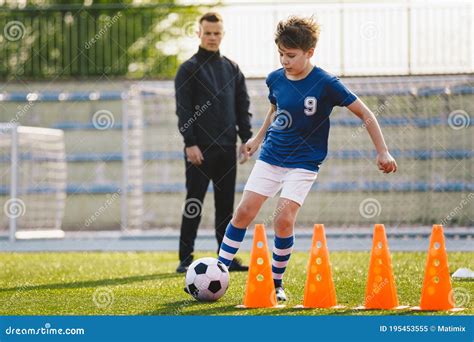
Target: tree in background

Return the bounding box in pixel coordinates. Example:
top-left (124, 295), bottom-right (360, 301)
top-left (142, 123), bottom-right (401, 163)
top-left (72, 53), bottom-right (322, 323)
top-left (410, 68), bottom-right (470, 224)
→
top-left (0, 1), bottom-right (208, 79)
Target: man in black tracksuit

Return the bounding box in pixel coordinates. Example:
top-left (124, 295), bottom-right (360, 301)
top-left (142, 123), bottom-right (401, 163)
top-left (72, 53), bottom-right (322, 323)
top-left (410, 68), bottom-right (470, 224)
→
top-left (175, 12), bottom-right (252, 273)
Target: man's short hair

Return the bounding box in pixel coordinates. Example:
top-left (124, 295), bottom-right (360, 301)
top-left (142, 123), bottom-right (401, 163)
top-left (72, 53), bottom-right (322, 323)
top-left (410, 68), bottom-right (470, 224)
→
top-left (275, 16), bottom-right (321, 51)
top-left (199, 12), bottom-right (223, 24)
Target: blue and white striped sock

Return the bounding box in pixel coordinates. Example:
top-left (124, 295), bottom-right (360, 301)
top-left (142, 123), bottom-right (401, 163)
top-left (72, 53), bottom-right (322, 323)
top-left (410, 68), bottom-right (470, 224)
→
top-left (272, 235), bottom-right (294, 288)
top-left (218, 222), bottom-right (247, 267)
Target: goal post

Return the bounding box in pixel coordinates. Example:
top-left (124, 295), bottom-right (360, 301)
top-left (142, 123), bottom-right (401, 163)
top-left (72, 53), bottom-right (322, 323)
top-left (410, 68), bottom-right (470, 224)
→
top-left (121, 86), bottom-right (144, 232)
top-left (0, 123), bottom-right (67, 240)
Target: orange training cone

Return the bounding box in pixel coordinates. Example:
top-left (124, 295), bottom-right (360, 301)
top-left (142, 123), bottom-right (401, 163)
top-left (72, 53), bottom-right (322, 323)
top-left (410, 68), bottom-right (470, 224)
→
top-left (241, 224), bottom-right (277, 308)
top-left (361, 224), bottom-right (404, 310)
top-left (418, 224), bottom-right (455, 311)
top-left (301, 224), bottom-right (339, 308)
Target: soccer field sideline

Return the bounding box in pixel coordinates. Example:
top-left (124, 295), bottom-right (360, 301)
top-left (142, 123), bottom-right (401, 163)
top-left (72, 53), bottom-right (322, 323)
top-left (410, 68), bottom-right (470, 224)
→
top-left (1, 227), bottom-right (473, 252)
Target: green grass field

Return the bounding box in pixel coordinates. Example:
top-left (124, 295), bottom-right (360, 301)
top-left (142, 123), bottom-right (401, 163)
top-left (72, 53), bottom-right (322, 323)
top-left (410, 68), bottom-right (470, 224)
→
top-left (0, 251), bottom-right (472, 316)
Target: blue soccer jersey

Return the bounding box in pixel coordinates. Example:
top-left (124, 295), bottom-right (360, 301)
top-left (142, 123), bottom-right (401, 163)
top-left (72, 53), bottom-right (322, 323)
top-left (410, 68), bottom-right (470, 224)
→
top-left (259, 66), bottom-right (357, 172)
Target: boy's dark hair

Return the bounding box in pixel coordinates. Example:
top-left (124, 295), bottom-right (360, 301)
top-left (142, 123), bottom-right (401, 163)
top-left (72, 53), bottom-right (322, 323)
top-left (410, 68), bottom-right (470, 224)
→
top-left (199, 12), bottom-right (223, 24)
top-left (275, 16), bottom-right (320, 51)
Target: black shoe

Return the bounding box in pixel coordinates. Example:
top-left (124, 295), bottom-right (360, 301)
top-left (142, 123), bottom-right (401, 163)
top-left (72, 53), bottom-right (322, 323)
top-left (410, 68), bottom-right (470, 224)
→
top-left (176, 259), bottom-right (192, 273)
top-left (228, 258), bottom-right (249, 272)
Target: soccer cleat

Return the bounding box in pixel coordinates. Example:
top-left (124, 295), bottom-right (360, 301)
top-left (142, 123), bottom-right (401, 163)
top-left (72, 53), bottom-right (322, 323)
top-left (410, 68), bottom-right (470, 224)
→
top-left (176, 258), bottom-right (192, 273)
top-left (275, 286), bottom-right (287, 302)
top-left (228, 257), bottom-right (249, 272)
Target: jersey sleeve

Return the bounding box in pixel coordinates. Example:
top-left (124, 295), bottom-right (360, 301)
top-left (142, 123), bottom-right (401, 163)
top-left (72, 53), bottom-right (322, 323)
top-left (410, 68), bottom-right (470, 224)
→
top-left (326, 77), bottom-right (357, 107)
top-left (265, 74), bottom-right (277, 105)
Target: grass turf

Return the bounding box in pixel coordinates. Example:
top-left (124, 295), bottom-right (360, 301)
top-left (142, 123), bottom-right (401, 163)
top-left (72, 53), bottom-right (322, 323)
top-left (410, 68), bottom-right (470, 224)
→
top-left (0, 251), bottom-right (472, 315)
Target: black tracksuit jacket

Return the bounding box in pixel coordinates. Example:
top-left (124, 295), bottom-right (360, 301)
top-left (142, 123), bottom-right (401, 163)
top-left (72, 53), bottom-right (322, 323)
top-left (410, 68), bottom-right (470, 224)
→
top-left (175, 46), bottom-right (253, 147)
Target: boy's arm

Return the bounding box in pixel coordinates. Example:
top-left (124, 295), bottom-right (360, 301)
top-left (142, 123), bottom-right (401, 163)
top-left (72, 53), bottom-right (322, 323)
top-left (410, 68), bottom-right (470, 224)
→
top-left (245, 104), bottom-right (276, 157)
top-left (347, 98), bottom-right (398, 173)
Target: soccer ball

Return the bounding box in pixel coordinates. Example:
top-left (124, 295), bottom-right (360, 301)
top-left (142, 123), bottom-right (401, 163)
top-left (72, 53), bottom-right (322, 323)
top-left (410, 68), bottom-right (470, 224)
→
top-left (185, 257), bottom-right (229, 302)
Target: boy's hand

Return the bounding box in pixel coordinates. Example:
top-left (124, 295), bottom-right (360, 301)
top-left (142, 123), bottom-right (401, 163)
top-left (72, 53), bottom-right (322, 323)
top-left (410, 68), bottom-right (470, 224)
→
top-left (376, 151), bottom-right (397, 173)
top-left (245, 137), bottom-right (262, 157)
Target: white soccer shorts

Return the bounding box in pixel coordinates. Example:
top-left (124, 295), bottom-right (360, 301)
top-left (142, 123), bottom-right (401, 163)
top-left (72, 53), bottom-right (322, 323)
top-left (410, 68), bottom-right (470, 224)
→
top-left (244, 160), bottom-right (318, 206)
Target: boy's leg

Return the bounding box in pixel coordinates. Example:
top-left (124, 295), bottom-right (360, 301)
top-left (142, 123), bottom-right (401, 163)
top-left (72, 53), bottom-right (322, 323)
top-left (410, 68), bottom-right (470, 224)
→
top-left (272, 198), bottom-right (300, 288)
top-left (218, 190), bottom-right (267, 267)
top-left (272, 167), bottom-right (316, 291)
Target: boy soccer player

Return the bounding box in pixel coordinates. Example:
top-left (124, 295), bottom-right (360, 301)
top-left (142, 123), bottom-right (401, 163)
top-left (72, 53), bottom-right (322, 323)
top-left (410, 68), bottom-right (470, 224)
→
top-left (217, 16), bottom-right (397, 301)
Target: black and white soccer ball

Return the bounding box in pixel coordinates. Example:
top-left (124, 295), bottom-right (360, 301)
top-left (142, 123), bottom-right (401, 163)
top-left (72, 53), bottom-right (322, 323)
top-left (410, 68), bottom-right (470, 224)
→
top-left (185, 257), bottom-right (229, 302)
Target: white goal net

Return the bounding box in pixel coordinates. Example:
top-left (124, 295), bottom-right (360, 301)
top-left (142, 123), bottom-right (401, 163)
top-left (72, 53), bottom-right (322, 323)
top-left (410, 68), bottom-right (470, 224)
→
top-left (0, 124), bottom-right (67, 239)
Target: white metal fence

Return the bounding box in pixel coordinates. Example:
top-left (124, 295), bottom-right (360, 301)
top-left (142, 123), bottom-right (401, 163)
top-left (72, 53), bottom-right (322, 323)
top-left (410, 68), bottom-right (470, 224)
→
top-left (200, 0), bottom-right (474, 77)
